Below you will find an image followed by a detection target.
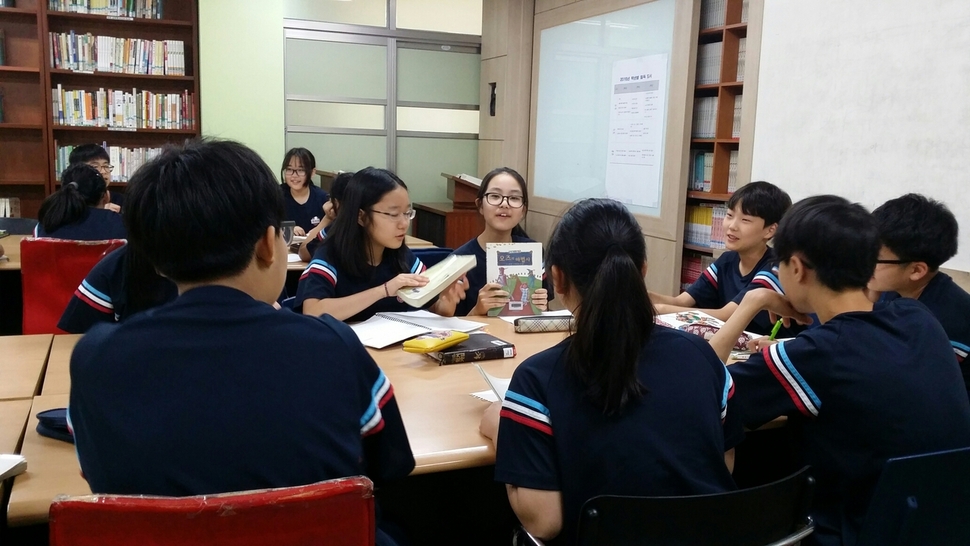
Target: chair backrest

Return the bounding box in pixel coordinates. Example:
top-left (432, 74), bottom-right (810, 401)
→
top-left (0, 217), bottom-right (38, 234)
top-left (20, 238), bottom-right (126, 334)
top-left (856, 446), bottom-right (970, 546)
top-left (576, 466), bottom-right (815, 546)
top-left (49, 476), bottom-right (375, 546)
top-left (412, 247), bottom-right (455, 268)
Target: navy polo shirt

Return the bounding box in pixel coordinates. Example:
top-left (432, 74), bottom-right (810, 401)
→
top-left (450, 235), bottom-right (553, 317)
top-left (294, 242), bottom-right (427, 322)
top-left (34, 207), bottom-right (126, 241)
top-left (731, 264), bottom-right (807, 337)
top-left (495, 327), bottom-right (742, 545)
top-left (686, 247), bottom-right (774, 310)
top-left (282, 184), bottom-right (329, 234)
top-left (728, 298), bottom-right (970, 546)
top-left (58, 245), bottom-right (179, 333)
top-left (69, 285), bottom-right (414, 497)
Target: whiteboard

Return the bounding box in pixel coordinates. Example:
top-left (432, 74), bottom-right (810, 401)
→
top-left (751, 0), bottom-right (970, 272)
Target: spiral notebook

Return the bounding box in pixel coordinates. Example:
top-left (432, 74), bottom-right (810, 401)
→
top-left (349, 310), bottom-right (486, 349)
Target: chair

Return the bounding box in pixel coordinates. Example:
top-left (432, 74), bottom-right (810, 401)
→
top-left (413, 247), bottom-right (455, 268)
top-left (20, 237), bottom-right (126, 334)
top-left (0, 217), bottom-right (38, 234)
top-left (49, 476), bottom-right (375, 546)
top-left (856, 446), bottom-right (970, 546)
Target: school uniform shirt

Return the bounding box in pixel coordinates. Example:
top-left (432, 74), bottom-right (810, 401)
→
top-left (495, 327), bottom-right (742, 545)
top-left (69, 285), bottom-right (415, 498)
top-left (730, 264), bottom-right (807, 337)
top-left (728, 298), bottom-right (970, 546)
top-left (282, 184), bottom-right (329, 234)
top-left (34, 207), bottom-right (126, 241)
top-left (294, 242), bottom-right (427, 322)
top-left (881, 272), bottom-right (970, 395)
top-left (57, 245), bottom-right (178, 333)
top-left (450, 235), bottom-right (554, 317)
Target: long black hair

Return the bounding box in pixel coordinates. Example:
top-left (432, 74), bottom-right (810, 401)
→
top-left (281, 147), bottom-right (316, 189)
top-left (478, 167), bottom-right (530, 239)
top-left (547, 198), bottom-right (655, 415)
top-left (325, 167), bottom-right (411, 279)
top-left (39, 164), bottom-right (107, 233)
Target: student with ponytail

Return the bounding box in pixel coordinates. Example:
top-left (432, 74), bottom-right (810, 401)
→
top-left (35, 163), bottom-right (126, 240)
top-left (480, 198), bottom-right (741, 544)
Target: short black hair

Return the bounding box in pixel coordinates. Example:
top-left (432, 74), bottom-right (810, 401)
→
top-left (38, 164), bottom-right (107, 233)
top-left (872, 194), bottom-right (958, 271)
top-left (281, 147), bottom-right (316, 189)
top-left (331, 171), bottom-right (354, 203)
top-left (68, 144), bottom-right (110, 164)
top-left (123, 139), bottom-right (285, 284)
top-left (726, 181), bottom-right (792, 226)
top-left (478, 166), bottom-right (530, 239)
top-left (774, 195), bottom-right (878, 291)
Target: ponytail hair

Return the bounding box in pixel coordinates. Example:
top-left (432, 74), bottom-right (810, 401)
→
top-left (39, 164), bottom-right (107, 233)
top-left (547, 198), bottom-right (654, 415)
top-left (478, 166), bottom-right (531, 239)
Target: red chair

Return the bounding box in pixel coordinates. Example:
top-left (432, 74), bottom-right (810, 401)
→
top-left (49, 476), bottom-right (376, 546)
top-left (20, 237), bottom-right (126, 334)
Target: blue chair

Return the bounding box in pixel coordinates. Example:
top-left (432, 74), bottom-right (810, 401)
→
top-left (856, 446), bottom-right (970, 546)
top-left (412, 247), bottom-right (454, 268)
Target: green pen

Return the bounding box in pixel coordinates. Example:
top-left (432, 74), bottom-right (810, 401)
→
top-left (768, 318), bottom-right (784, 341)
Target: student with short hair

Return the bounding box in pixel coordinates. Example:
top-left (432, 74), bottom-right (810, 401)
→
top-left (297, 170), bottom-right (353, 262)
top-left (710, 195), bottom-right (970, 546)
top-left (280, 147), bottom-right (328, 237)
top-left (69, 143), bottom-right (122, 211)
top-left (295, 167), bottom-right (466, 322)
top-left (68, 139), bottom-right (414, 546)
top-left (35, 163), bottom-right (126, 240)
top-left (481, 198), bottom-right (741, 544)
top-left (868, 193), bottom-right (970, 395)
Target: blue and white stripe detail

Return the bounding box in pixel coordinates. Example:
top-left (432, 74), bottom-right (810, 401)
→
top-left (764, 341), bottom-right (821, 417)
top-left (721, 364), bottom-right (735, 420)
top-left (360, 370), bottom-right (392, 436)
top-left (410, 257), bottom-right (425, 274)
top-left (301, 258), bottom-right (337, 285)
top-left (953, 340), bottom-right (969, 362)
top-left (77, 280), bottom-right (114, 312)
top-left (751, 269), bottom-right (784, 294)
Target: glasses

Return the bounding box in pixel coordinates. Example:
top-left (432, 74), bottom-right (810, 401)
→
top-left (484, 193), bottom-right (525, 208)
top-left (371, 208), bottom-right (416, 222)
top-left (284, 168), bottom-right (306, 176)
top-left (876, 259), bottom-right (910, 265)
top-left (90, 164), bottom-right (114, 173)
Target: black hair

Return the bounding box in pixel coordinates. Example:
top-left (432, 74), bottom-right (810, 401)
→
top-left (773, 195), bottom-right (879, 291)
top-left (725, 181), bottom-right (792, 227)
top-left (68, 143), bottom-right (110, 164)
top-left (330, 171), bottom-right (354, 213)
top-left (478, 167), bottom-right (530, 239)
top-left (281, 147), bottom-right (316, 189)
top-left (547, 198), bottom-right (654, 416)
top-left (325, 167), bottom-right (410, 279)
top-left (38, 164), bottom-right (107, 233)
top-left (872, 194), bottom-right (958, 271)
top-left (122, 244), bottom-right (175, 318)
top-left (123, 139), bottom-right (285, 283)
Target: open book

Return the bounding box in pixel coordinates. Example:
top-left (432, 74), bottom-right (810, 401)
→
top-left (472, 364), bottom-right (512, 402)
top-left (655, 310), bottom-right (757, 351)
top-left (350, 310), bottom-right (486, 349)
top-left (398, 254), bottom-right (477, 308)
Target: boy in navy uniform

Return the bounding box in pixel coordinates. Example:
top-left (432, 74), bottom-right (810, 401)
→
top-left (68, 140), bottom-right (414, 545)
top-left (710, 196), bottom-right (970, 546)
top-left (69, 143), bottom-right (123, 211)
top-left (868, 193), bottom-right (970, 396)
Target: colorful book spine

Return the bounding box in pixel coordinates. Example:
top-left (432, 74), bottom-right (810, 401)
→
top-left (51, 86), bottom-right (194, 130)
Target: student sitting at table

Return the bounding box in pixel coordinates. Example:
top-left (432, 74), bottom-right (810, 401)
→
top-left (68, 139), bottom-right (414, 546)
top-left (451, 167), bottom-right (551, 316)
top-left (35, 163), bottom-right (127, 240)
top-left (297, 171), bottom-right (353, 262)
top-left (295, 167), bottom-right (466, 322)
top-left (280, 147), bottom-right (328, 237)
top-left (69, 143), bottom-right (122, 212)
top-left (709, 195), bottom-right (970, 546)
top-left (480, 198), bottom-right (742, 545)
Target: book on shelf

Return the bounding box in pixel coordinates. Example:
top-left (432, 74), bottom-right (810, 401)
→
top-left (427, 332), bottom-right (516, 365)
top-left (655, 310), bottom-right (757, 351)
top-left (52, 84), bottom-right (195, 130)
top-left (691, 97), bottom-right (718, 139)
top-left (55, 141), bottom-right (162, 183)
top-left (685, 204), bottom-right (727, 249)
top-left (728, 150), bottom-right (739, 192)
top-left (680, 252), bottom-right (716, 291)
top-left (349, 310), bottom-right (486, 350)
top-left (48, 0), bottom-right (166, 19)
top-left (50, 32), bottom-right (185, 76)
top-left (696, 42), bottom-right (723, 85)
top-left (741, 0), bottom-right (749, 23)
top-left (737, 37), bottom-right (747, 81)
top-left (486, 242), bottom-right (544, 317)
top-left (700, 0), bottom-right (726, 29)
top-left (0, 29), bottom-right (6, 67)
top-left (397, 254), bottom-right (477, 308)
top-left (732, 94), bottom-right (742, 138)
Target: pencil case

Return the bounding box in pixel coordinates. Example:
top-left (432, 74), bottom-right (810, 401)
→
top-left (514, 316), bottom-right (574, 333)
top-left (402, 330), bottom-right (470, 353)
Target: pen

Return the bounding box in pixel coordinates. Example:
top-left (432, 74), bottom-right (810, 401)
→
top-left (769, 318), bottom-right (784, 341)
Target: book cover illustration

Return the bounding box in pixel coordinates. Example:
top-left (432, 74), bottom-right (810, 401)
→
top-left (485, 242), bottom-right (544, 317)
top-left (655, 310), bottom-right (754, 351)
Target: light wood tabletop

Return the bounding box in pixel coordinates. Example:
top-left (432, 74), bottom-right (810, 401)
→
top-left (0, 234), bottom-right (27, 271)
top-left (0, 399), bottom-right (33, 508)
top-left (42, 335), bottom-right (82, 396)
top-left (0, 334), bottom-right (53, 401)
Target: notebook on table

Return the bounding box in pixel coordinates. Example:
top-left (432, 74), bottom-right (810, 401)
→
top-left (349, 310), bottom-right (486, 349)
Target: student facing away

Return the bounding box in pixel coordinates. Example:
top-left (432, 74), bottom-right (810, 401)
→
top-left (710, 195), bottom-right (970, 546)
top-left (480, 198), bottom-right (741, 545)
top-left (35, 163), bottom-right (126, 241)
top-left (297, 171), bottom-right (353, 262)
top-left (280, 147), bottom-right (328, 237)
top-left (67, 140), bottom-right (414, 546)
top-left (68, 143), bottom-right (122, 211)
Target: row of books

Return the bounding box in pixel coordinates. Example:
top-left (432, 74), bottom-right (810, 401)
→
top-left (685, 203), bottom-right (728, 250)
top-left (688, 149), bottom-right (740, 193)
top-left (48, 0), bottom-right (165, 19)
top-left (700, 0), bottom-right (727, 30)
top-left (741, 0), bottom-right (749, 23)
top-left (55, 142), bottom-right (162, 183)
top-left (52, 85), bottom-right (196, 130)
top-left (696, 42), bottom-right (722, 85)
top-left (737, 37), bottom-right (746, 81)
top-left (680, 252), bottom-right (716, 291)
top-left (732, 94), bottom-right (742, 138)
top-left (692, 97), bottom-right (718, 139)
top-left (50, 32), bottom-right (186, 76)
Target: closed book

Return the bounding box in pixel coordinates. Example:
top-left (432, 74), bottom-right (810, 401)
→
top-left (428, 332), bottom-right (516, 365)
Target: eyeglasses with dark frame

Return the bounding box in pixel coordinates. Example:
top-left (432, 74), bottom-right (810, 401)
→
top-left (483, 192), bottom-right (525, 208)
top-left (371, 208), bottom-right (416, 221)
top-left (284, 168), bottom-right (307, 177)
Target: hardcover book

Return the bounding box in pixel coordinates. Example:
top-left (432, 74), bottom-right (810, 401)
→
top-left (427, 332), bottom-right (516, 365)
top-left (397, 254), bottom-right (477, 308)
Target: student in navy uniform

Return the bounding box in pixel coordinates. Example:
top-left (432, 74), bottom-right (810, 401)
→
top-left (297, 171), bottom-right (353, 262)
top-left (868, 194), bottom-right (970, 396)
top-left (35, 163), bottom-right (127, 240)
top-left (710, 195), bottom-right (970, 546)
top-left (480, 199), bottom-right (742, 545)
top-left (280, 147), bottom-right (328, 236)
top-left (295, 167), bottom-right (466, 322)
top-left (69, 143), bottom-right (123, 211)
top-left (67, 139), bottom-right (414, 546)
top-left (57, 244), bottom-right (178, 333)
top-left (451, 167), bottom-right (551, 316)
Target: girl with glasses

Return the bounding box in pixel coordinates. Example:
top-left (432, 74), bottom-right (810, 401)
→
top-left (295, 167), bottom-right (467, 322)
top-left (280, 147), bottom-right (328, 237)
top-left (451, 167), bottom-right (551, 316)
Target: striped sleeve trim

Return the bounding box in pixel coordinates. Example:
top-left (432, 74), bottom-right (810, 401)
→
top-left (721, 364), bottom-right (735, 421)
top-left (76, 280), bottom-right (114, 313)
top-left (501, 390), bottom-right (552, 436)
top-left (360, 370), bottom-right (394, 437)
top-left (410, 257), bottom-right (427, 274)
top-left (317, 228), bottom-right (327, 241)
top-left (762, 341), bottom-right (821, 417)
top-left (953, 341), bottom-right (969, 363)
top-left (751, 269), bottom-right (784, 294)
top-left (703, 263), bottom-right (719, 288)
top-left (300, 259), bottom-right (337, 285)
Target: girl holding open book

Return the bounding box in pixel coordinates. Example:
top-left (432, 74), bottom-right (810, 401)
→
top-left (294, 167), bottom-right (466, 322)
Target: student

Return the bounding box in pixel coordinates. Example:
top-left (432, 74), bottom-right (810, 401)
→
top-left (67, 139), bottom-right (414, 546)
top-left (297, 171), bottom-right (353, 262)
top-left (480, 198), bottom-right (742, 544)
top-left (35, 163), bottom-right (127, 240)
top-left (649, 181), bottom-right (792, 335)
top-left (295, 167), bottom-right (466, 322)
top-left (451, 167), bottom-right (550, 316)
top-left (280, 147), bottom-right (328, 237)
top-left (710, 195), bottom-right (970, 546)
top-left (69, 143), bottom-right (122, 211)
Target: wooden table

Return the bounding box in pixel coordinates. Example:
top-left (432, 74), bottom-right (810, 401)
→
top-left (0, 234), bottom-right (26, 271)
top-left (42, 335), bottom-right (81, 396)
top-left (0, 334), bottom-right (52, 401)
top-left (0, 399), bottom-right (33, 504)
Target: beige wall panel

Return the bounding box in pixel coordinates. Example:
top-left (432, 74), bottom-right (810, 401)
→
top-left (482, 0), bottom-right (509, 60)
top-left (644, 235), bottom-right (680, 295)
top-left (478, 139), bottom-right (505, 177)
top-left (480, 57), bottom-right (508, 140)
top-left (535, 0), bottom-right (581, 14)
top-left (736, 0), bottom-right (764, 186)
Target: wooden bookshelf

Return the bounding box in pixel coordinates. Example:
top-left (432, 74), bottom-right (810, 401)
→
top-left (0, 0), bottom-right (199, 218)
